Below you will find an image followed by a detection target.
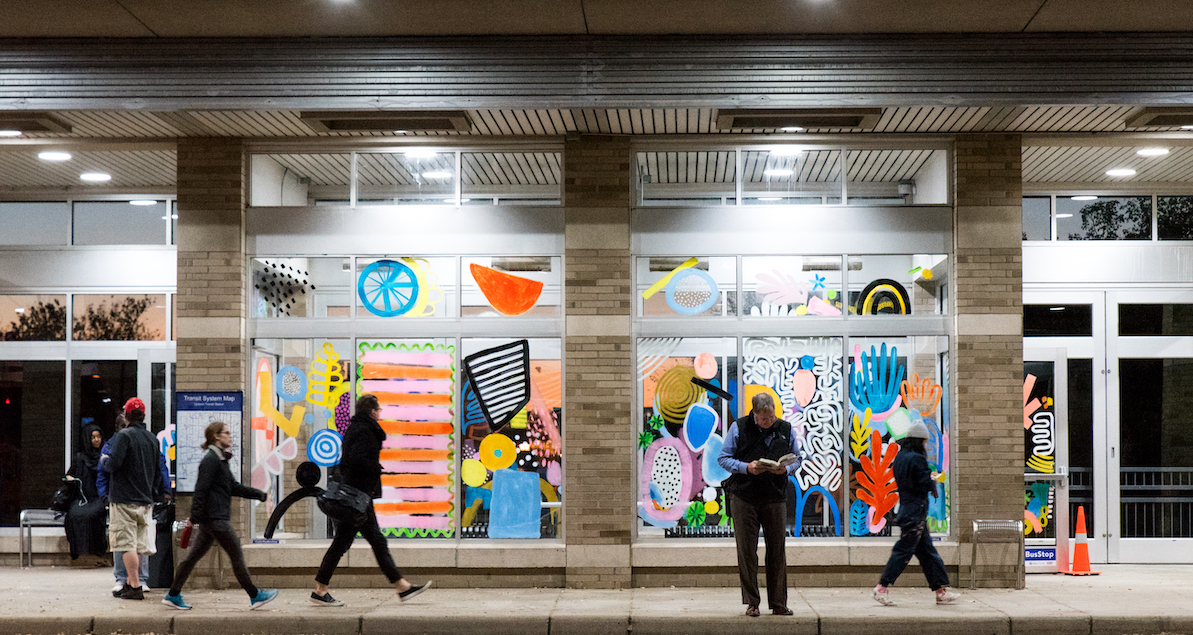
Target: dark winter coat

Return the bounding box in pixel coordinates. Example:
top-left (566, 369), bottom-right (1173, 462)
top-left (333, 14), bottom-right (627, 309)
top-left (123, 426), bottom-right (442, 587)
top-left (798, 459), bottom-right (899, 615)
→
top-left (104, 422), bottom-right (164, 506)
top-left (892, 448), bottom-right (936, 526)
top-left (190, 446), bottom-right (265, 523)
top-left (339, 413), bottom-right (386, 498)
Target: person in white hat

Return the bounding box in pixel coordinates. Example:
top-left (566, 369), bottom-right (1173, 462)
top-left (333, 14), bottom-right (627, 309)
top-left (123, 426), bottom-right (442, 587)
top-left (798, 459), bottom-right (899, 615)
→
top-left (872, 419), bottom-right (960, 606)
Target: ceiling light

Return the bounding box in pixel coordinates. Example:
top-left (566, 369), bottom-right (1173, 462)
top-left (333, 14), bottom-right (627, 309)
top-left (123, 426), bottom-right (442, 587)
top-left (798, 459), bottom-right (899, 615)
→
top-left (1070, 195), bottom-right (1098, 201)
top-left (757, 197), bottom-right (783, 201)
top-left (443, 198), bottom-right (471, 203)
top-left (1183, 125), bottom-right (1193, 130)
top-left (1137, 147), bottom-right (1169, 156)
top-left (0, 130), bottom-right (21, 137)
top-left (768, 146), bottom-right (803, 156)
top-left (1106, 168), bottom-right (1136, 177)
top-left (1056, 213), bottom-right (1074, 218)
top-left (1049, 307), bottom-right (1066, 311)
top-left (129, 200), bottom-right (157, 206)
top-left (404, 149), bottom-right (438, 159)
top-left (80, 172), bottom-right (112, 182)
top-left (14, 308), bottom-right (23, 314)
top-left (422, 171), bottom-right (451, 179)
top-left (763, 169), bottom-right (794, 176)
top-left (780, 126), bottom-right (804, 132)
top-left (394, 130), bottom-right (407, 134)
top-left (38, 151), bottom-right (71, 161)
top-left (161, 214), bottom-right (179, 220)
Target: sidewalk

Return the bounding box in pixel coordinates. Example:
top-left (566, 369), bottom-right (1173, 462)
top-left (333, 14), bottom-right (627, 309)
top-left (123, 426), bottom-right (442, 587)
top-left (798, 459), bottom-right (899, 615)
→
top-left (0, 565), bottom-right (1188, 635)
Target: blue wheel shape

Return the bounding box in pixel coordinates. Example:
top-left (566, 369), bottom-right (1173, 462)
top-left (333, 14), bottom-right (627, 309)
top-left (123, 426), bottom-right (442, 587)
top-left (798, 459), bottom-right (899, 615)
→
top-left (358, 259), bottom-right (419, 317)
top-left (665, 268), bottom-right (719, 315)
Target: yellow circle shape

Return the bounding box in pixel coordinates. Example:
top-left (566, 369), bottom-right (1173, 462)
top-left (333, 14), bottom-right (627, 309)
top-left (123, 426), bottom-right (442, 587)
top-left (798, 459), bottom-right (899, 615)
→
top-left (462, 459), bottom-right (488, 487)
top-left (704, 500), bottom-right (720, 515)
top-left (479, 433), bottom-right (517, 471)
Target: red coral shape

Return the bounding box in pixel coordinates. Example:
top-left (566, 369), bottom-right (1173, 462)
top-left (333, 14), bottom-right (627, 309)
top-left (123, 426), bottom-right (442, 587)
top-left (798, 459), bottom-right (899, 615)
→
top-left (856, 430), bottom-right (899, 520)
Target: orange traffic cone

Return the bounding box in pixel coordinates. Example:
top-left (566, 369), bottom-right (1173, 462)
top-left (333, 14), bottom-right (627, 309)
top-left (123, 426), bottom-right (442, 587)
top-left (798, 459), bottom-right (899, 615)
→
top-left (1063, 505), bottom-right (1100, 576)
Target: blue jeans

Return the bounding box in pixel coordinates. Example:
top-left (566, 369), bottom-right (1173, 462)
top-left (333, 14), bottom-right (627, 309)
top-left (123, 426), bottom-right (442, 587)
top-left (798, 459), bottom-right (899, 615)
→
top-left (879, 518), bottom-right (950, 590)
top-left (113, 550), bottom-right (150, 586)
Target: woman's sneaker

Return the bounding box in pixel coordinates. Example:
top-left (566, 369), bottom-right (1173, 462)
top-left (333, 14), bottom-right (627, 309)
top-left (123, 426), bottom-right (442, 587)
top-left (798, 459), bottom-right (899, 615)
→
top-left (935, 587), bottom-right (960, 605)
top-left (873, 584), bottom-right (894, 606)
top-left (250, 589), bottom-right (278, 610)
top-left (310, 591), bottom-right (345, 607)
top-left (162, 593), bottom-right (191, 610)
top-left (398, 580), bottom-right (432, 602)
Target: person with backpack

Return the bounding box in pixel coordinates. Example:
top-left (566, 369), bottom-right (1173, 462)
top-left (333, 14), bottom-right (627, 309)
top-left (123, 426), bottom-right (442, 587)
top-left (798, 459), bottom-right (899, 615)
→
top-left (162, 421), bottom-right (277, 610)
top-left (872, 419), bottom-right (960, 606)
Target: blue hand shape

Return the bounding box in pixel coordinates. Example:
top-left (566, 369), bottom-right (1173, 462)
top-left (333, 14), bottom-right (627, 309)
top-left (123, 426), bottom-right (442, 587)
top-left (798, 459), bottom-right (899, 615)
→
top-left (849, 343), bottom-right (905, 414)
top-left (810, 274), bottom-right (826, 292)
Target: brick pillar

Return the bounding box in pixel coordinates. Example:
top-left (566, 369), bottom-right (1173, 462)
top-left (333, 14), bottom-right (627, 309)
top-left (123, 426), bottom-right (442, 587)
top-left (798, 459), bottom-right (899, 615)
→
top-left (953, 134), bottom-right (1024, 587)
top-left (563, 135), bottom-right (634, 589)
top-left (175, 138), bottom-right (248, 588)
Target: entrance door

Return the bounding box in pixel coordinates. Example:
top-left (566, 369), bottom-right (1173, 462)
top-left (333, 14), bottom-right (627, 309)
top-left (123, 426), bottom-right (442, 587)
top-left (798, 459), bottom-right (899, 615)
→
top-left (1105, 289), bottom-right (1193, 562)
top-left (1023, 347), bottom-right (1070, 572)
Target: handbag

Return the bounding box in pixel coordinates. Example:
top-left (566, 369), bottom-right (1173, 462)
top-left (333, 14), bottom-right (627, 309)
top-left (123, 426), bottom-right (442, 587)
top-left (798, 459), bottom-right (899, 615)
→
top-left (317, 481), bottom-right (371, 526)
top-left (49, 479), bottom-right (81, 513)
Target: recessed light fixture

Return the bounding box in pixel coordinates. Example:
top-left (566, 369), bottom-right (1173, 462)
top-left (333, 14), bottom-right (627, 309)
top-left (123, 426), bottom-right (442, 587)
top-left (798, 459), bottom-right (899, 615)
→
top-left (1071, 195), bottom-right (1098, 201)
top-left (768, 146), bottom-right (803, 156)
top-left (38, 151), bottom-right (71, 161)
top-left (129, 200), bottom-right (157, 206)
top-left (1056, 213), bottom-right (1074, 218)
top-left (1182, 125), bottom-right (1193, 130)
top-left (757, 197), bottom-right (783, 201)
top-left (443, 198), bottom-right (471, 204)
top-left (763, 169), bottom-right (794, 176)
top-left (1137, 147), bottom-right (1169, 156)
top-left (14, 308), bottom-right (24, 314)
top-left (1106, 168), bottom-right (1136, 177)
top-left (780, 126), bottom-right (804, 132)
top-left (422, 171), bottom-right (452, 179)
top-left (404, 149), bottom-right (438, 159)
top-left (0, 130), bottom-right (21, 137)
top-left (80, 172), bottom-right (112, 182)
top-left (394, 130), bottom-right (407, 134)
top-left (1049, 306), bottom-right (1066, 311)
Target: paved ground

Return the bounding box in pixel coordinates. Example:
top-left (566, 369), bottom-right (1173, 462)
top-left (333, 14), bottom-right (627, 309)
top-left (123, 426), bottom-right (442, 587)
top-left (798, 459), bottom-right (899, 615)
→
top-left (0, 565), bottom-right (1188, 635)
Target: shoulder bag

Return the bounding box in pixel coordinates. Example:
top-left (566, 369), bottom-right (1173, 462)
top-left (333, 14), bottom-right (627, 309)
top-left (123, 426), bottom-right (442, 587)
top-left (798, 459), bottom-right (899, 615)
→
top-left (317, 481), bottom-right (370, 526)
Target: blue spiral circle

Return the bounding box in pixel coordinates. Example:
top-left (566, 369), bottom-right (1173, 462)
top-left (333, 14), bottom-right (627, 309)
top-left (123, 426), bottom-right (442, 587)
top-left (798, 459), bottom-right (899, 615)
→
top-left (306, 428), bottom-right (342, 467)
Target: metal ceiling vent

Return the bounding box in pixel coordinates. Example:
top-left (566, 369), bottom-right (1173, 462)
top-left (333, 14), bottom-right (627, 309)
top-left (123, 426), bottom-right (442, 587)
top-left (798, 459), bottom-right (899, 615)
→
top-left (714, 108), bottom-right (883, 131)
top-left (0, 111), bottom-right (72, 134)
top-left (1124, 107), bottom-right (1193, 128)
top-left (299, 110), bottom-right (472, 133)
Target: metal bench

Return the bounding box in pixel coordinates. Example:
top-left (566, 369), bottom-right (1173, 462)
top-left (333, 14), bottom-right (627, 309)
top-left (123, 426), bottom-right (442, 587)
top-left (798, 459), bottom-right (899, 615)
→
top-left (19, 509), bottom-right (64, 568)
top-left (970, 519), bottom-right (1025, 589)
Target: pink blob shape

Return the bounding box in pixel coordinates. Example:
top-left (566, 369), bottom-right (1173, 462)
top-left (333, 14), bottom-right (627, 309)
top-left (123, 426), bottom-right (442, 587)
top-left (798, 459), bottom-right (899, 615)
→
top-left (693, 352), bottom-right (718, 379)
top-left (793, 368), bottom-right (816, 408)
top-left (547, 460), bottom-right (562, 486)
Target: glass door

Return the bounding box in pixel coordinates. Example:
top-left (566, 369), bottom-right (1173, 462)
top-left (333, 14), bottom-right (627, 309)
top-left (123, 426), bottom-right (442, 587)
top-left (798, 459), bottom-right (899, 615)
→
top-left (1106, 289), bottom-right (1193, 562)
top-left (1024, 289), bottom-right (1107, 562)
top-left (1023, 348), bottom-right (1070, 573)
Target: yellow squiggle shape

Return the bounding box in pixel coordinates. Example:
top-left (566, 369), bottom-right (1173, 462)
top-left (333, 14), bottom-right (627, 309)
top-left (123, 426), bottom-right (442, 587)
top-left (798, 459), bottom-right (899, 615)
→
top-left (257, 367), bottom-right (305, 437)
top-left (307, 343), bottom-right (345, 407)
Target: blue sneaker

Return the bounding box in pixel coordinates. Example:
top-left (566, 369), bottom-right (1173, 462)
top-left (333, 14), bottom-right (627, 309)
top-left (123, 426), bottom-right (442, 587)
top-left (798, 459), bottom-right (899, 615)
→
top-left (162, 593), bottom-right (191, 610)
top-left (250, 589), bottom-right (278, 610)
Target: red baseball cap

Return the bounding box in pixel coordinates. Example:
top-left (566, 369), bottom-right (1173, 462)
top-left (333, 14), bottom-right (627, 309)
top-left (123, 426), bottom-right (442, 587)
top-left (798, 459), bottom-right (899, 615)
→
top-left (123, 397), bottom-right (146, 416)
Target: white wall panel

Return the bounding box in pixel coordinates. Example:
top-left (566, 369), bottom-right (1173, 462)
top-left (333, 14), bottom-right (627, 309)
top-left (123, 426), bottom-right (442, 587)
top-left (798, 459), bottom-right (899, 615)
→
top-left (1024, 243), bottom-right (1193, 285)
top-left (0, 248), bottom-right (177, 289)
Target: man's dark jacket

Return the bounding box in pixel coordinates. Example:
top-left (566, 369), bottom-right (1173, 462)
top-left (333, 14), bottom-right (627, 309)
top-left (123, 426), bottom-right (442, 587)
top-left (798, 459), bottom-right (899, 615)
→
top-left (104, 422), bottom-right (164, 506)
top-left (190, 446), bottom-right (265, 523)
top-left (339, 413), bottom-right (386, 498)
top-left (726, 414), bottom-right (794, 505)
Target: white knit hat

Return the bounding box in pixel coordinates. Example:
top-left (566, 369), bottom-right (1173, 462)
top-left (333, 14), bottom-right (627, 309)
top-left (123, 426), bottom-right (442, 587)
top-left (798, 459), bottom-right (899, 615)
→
top-left (904, 419), bottom-right (930, 439)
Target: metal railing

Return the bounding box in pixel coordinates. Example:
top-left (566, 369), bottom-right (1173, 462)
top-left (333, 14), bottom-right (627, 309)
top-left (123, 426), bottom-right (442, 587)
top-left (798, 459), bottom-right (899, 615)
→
top-left (1120, 468), bottom-right (1193, 538)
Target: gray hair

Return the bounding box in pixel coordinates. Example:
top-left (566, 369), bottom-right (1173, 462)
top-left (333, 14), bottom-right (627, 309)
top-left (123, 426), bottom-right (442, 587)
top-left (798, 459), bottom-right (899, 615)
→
top-left (751, 392), bottom-right (775, 412)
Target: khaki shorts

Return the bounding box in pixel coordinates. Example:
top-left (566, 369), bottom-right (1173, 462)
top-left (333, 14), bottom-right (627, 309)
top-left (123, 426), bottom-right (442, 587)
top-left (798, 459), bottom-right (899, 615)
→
top-left (108, 503), bottom-right (156, 555)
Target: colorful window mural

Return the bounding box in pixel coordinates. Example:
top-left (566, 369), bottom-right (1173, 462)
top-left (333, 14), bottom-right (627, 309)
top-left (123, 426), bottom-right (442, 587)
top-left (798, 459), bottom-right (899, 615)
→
top-left (637, 257), bottom-right (736, 317)
top-left (742, 256), bottom-right (844, 317)
top-left (461, 257), bottom-right (561, 318)
top-left (355, 257), bottom-right (455, 318)
top-left (252, 257), bottom-right (352, 318)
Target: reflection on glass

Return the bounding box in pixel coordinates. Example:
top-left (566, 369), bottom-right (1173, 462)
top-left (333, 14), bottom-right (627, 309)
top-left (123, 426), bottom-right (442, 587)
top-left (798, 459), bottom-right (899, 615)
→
top-left (1057, 196), bottom-right (1151, 241)
top-left (848, 336), bottom-right (950, 536)
top-left (0, 361), bottom-right (66, 526)
top-left (742, 256), bottom-right (844, 317)
top-left (1118, 358), bottom-right (1193, 538)
top-left (356, 152), bottom-right (456, 205)
top-left (637, 151), bottom-right (736, 207)
top-left (742, 149), bottom-right (841, 205)
top-left (460, 338), bottom-right (562, 539)
top-left (0, 202), bottom-right (70, 246)
top-left (73, 201), bottom-right (168, 245)
top-left (251, 258), bottom-right (352, 318)
top-left (72, 294), bottom-right (167, 341)
top-left (71, 360), bottom-right (137, 453)
top-left (1158, 196), bottom-right (1193, 240)
top-left (461, 152), bottom-right (561, 205)
top-left (461, 257), bottom-right (561, 317)
top-left (1119, 304), bottom-right (1193, 336)
top-left (637, 257), bottom-right (735, 317)
top-left (1022, 197), bottom-right (1051, 241)
top-left (847, 255), bottom-right (947, 316)
top-left (250, 154), bottom-right (350, 206)
top-left (0, 295), bottom-right (67, 341)
top-left (1024, 305), bottom-right (1093, 337)
top-left (1068, 359), bottom-right (1094, 539)
top-left (847, 149), bottom-right (948, 205)
top-left (638, 337), bottom-right (737, 537)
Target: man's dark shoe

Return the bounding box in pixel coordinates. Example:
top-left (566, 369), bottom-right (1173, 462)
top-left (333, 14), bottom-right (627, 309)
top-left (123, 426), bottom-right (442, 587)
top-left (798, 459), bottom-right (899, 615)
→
top-left (119, 584), bottom-right (144, 600)
top-left (745, 605), bottom-right (760, 617)
top-left (772, 606), bottom-right (794, 616)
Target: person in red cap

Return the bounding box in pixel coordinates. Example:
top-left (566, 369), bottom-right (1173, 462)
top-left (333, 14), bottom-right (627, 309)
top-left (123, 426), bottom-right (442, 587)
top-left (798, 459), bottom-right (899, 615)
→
top-left (101, 397), bottom-right (164, 601)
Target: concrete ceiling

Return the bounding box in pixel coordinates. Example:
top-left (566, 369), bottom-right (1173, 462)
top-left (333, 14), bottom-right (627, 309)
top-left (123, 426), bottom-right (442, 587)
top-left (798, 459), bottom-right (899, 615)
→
top-left (6, 0), bottom-right (1193, 37)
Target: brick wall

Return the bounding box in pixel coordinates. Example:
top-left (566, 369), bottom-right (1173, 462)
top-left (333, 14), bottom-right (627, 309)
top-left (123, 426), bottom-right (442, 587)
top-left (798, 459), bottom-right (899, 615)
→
top-left (953, 134), bottom-right (1025, 587)
top-left (563, 135), bottom-right (635, 588)
top-left (175, 138), bottom-right (249, 589)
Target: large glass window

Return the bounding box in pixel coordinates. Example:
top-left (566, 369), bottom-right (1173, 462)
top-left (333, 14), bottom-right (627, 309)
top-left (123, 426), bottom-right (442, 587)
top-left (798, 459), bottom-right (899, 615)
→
top-left (71, 360), bottom-right (137, 450)
top-left (848, 255), bottom-right (947, 316)
top-left (742, 256), bottom-right (844, 317)
top-left (636, 151), bottom-right (736, 207)
top-left (250, 154), bottom-right (351, 206)
top-left (742, 148), bottom-right (840, 205)
top-left (0, 361), bottom-right (66, 525)
top-left (0, 202), bottom-right (70, 246)
top-left (1022, 197), bottom-right (1051, 241)
top-left (846, 149), bottom-right (948, 205)
top-left (0, 295), bottom-right (67, 341)
top-left (1158, 195), bottom-right (1193, 241)
top-left (252, 257), bottom-right (353, 318)
top-left (1057, 195), bottom-right (1152, 241)
top-left (461, 257), bottom-right (561, 318)
top-left (637, 257), bottom-right (736, 317)
top-left (73, 294), bottom-right (167, 341)
top-left (461, 152), bottom-right (561, 205)
top-left (73, 201), bottom-right (169, 245)
top-left (355, 257), bottom-right (455, 318)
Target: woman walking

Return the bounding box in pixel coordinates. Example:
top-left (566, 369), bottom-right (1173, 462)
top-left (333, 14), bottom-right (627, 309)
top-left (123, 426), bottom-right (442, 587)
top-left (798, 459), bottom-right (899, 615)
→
top-left (310, 394), bottom-right (430, 607)
top-left (162, 421), bottom-right (277, 610)
top-left (873, 419), bottom-right (960, 606)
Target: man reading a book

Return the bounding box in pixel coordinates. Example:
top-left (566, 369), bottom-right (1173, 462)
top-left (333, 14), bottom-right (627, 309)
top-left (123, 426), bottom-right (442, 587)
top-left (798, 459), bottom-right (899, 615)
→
top-left (717, 392), bottom-right (803, 617)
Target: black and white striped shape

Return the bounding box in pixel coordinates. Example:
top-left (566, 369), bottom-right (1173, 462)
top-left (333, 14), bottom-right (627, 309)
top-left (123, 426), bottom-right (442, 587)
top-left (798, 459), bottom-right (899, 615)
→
top-left (463, 339), bottom-right (531, 431)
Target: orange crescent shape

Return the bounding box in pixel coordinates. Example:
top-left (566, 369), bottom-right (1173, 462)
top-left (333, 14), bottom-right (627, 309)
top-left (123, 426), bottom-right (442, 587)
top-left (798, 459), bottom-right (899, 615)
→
top-left (470, 263), bottom-right (544, 316)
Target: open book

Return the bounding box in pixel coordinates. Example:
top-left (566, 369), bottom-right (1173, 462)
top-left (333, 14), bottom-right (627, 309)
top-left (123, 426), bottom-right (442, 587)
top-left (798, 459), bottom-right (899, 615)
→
top-left (756, 453), bottom-right (799, 470)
